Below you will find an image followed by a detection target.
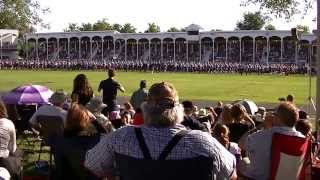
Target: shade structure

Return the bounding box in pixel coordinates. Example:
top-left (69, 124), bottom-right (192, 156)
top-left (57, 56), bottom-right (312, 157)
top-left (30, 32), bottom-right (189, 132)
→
top-left (2, 85), bottom-right (53, 105)
top-left (233, 99), bottom-right (258, 115)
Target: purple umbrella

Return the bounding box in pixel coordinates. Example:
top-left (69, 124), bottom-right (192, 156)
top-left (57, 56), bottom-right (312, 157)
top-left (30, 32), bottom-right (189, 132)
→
top-left (2, 85), bottom-right (54, 105)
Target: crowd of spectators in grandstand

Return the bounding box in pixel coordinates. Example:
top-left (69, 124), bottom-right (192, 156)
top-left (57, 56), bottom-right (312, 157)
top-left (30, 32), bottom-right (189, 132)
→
top-left (0, 68), bottom-right (316, 179)
top-left (0, 59), bottom-right (312, 75)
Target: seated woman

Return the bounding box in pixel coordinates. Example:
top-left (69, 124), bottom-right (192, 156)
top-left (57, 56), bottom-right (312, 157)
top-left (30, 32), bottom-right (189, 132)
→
top-left (54, 104), bottom-right (103, 180)
top-left (86, 97), bottom-right (114, 134)
top-left (213, 124), bottom-right (242, 163)
top-left (0, 99), bottom-right (22, 180)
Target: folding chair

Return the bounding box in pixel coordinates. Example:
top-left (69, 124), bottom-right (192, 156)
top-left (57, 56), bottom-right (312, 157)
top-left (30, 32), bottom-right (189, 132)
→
top-left (36, 115), bottom-right (64, 169)
top-left (269, 133), bottom-right (311, 180)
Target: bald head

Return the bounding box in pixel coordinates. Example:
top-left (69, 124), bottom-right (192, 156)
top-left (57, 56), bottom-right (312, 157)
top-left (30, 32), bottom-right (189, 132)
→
top-left (274, 102), bottom-right (298, 127)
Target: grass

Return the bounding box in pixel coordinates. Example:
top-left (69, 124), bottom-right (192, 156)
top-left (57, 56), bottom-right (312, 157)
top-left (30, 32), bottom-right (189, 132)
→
top-left (0, 70), bottom-right (316, 105)
top-left (3, 69), bottom-right (314, 176)
top-left (17, 133), bottom-right (51, 177)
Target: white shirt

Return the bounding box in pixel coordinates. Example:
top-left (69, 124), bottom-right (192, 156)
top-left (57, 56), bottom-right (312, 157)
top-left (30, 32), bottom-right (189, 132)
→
top-left (244, 126), bottom-right (304, 180)
top-left (0, 118), bottom-right (16, 158)
top-left (29, 105), bottom-right (67, 125)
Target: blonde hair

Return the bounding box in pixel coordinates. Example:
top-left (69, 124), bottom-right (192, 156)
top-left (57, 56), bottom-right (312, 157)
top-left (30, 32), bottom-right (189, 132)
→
top-left (221, 104), bottom-right (233, 124)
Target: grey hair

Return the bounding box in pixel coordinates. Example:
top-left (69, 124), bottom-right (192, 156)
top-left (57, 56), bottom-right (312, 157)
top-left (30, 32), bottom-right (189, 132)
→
top-left (141, 101), bottom-right (184, 127)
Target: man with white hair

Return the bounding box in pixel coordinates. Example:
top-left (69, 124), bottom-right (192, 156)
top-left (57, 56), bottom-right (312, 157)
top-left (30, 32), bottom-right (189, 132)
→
top-left (85, 82), bottom-right (237, 180)
top-left (29, 90), bottom-right (67, 128)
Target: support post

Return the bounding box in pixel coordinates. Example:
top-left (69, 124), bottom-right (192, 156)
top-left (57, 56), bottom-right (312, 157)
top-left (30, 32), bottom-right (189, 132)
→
top-left (161, 40), bottom-right (163, 62)
top-left (149, 41), bottom-right (151, 62)
top-left (67, 39), bottom-right (70, 60)
top-left (136, 40), bottom-right (139, 61)
top-left (199, 40), bottom-right (202, 62)
top-left (186, 41), bottom-right (189, 62)
top-left (173, 40), bottom-right (176, 61)
top-left (267, 38), bottom-right (270, 65)
top-left (79, 39), bottom-right (81, 59)
top-left (46, 39), bottom-right (48, 60)
top-left (239, 39), bottom-right (242, 63)
top-left (36, 39), bottom-right (39, 60)
top-left (253, 38), bottom-right (255, 63)
top-left (212, 39), bottom-right (215, 62)
top-left (280, 38), bottom-right (283, 64)
top-left (225, 39), bottom-right (228, 62)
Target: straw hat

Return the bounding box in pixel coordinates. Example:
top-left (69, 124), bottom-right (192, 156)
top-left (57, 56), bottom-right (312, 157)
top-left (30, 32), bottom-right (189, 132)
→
top-left (86, 97), bottom-right (107, 113)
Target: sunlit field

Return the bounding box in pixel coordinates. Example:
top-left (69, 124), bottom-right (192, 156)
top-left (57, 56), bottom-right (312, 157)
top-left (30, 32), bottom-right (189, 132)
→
top-left (0, 70), bottom-right (315, 105)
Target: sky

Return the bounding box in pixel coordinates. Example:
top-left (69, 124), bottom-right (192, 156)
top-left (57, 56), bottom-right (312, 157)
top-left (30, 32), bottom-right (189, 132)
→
top-left (37, 0), bottom-right (317, 33)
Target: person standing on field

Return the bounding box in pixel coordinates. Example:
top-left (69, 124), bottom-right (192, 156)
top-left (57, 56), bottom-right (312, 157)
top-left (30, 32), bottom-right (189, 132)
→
top-left (130, 80), bottom-right (148, 110)
top-left (98, 69), bottom-right (125, 113)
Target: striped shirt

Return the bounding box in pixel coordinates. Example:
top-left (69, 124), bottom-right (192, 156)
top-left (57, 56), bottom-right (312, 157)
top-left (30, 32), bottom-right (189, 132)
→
top-left (0, 118), bottom-right (16, 158)
top-left (85, 124), bottom-right (236, 179)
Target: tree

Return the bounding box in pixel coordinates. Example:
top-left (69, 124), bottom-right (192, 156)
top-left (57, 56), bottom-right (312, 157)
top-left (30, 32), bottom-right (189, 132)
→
top-left (145, 22), bottom-right (160, 33)
top-left (167, 27), bottom-right (180, 32)
top-left (79, 23), bottom-right (93, 31)
top-left (120, 23), bottom-right (136, 33)
top-left (241, 0), bottom-right (312, 19)
top-left (64, 23), bottom-right (80, 32)
top-left (112, 23), bottom-right (122, 32)
top-left (0, 0), bottom-right (49, 34)
top-left (93, 18), bottom-right (112, 31)
top-left (296, 25), bottom-right (309, 33)
top-left (264, 24), bottom-right (276, 30)
top-left (236, 11), bottom-right (267, 30)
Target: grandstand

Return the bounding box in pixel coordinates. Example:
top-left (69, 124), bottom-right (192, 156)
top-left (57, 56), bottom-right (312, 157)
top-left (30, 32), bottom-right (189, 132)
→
top-left (25, 24), bottom-right (316, 65)
top-left (0, 29), bottom-right (19, 60)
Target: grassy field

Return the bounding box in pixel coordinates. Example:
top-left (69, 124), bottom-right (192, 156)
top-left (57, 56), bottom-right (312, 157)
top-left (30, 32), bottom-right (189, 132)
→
top-left (0, 70), bottom-right (316, 105)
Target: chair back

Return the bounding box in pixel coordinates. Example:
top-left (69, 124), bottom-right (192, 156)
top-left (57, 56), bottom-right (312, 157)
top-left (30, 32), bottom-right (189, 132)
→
top-left (54, 135), bottom-right (101, 180)
top-left (36, 115), bottom-right (64, 146)
top-left (269, 133), bottom-right (311, 180)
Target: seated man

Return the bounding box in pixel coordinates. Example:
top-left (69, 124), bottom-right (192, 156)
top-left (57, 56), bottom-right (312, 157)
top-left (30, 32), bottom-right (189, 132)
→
top-left (242, 102), bottom-right (304, 180)
top-left (85, 82), bottom-right (237, 180)
top-left (29, 90), bottom-right (67, 131)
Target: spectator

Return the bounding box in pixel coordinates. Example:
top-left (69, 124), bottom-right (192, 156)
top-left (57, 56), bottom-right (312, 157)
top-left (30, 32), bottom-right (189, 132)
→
top-left (130, 80), bottom-right (148, 110)
top-left (123, 102), bottom-right (135, 118)
top-left (29, 90), bottom-right (67, 130)
top-left (227, 104), bottom-right (255, 142)
top-left (218, 104), bottom-right (233, 125)
top-left (295, 120), bottom-right (312, 137)
top-left (86, 97), bottom-right (114, 134)
top-left (0, 99), bottom-right (22, 180)
top-left (71, 74), bottom-right (94, 106)
top-left (55, 104), bottom-right (102, 180)
top-left (213, 101), bottom-right (223, 118)
top-left (242, 102), bottom-right (304, 180)
top-left (252, 107), bottom-right (266, 128)
top-left (98, 69), bottom-right (125, 113)
top-left (213, 124), bottom-right (241, 163)
top-left (299, 110), bottom-right (308, 120)
top-left (0, 167), bottom-right (10, 180)
top-left (132, 108), bottom-right (144, 126)
top-left (286, 94), bottom-right (294, 104)
top-left (85, 82), bottom-right (237, 179)
top-left (181, 100), bottom-right (206, 131)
